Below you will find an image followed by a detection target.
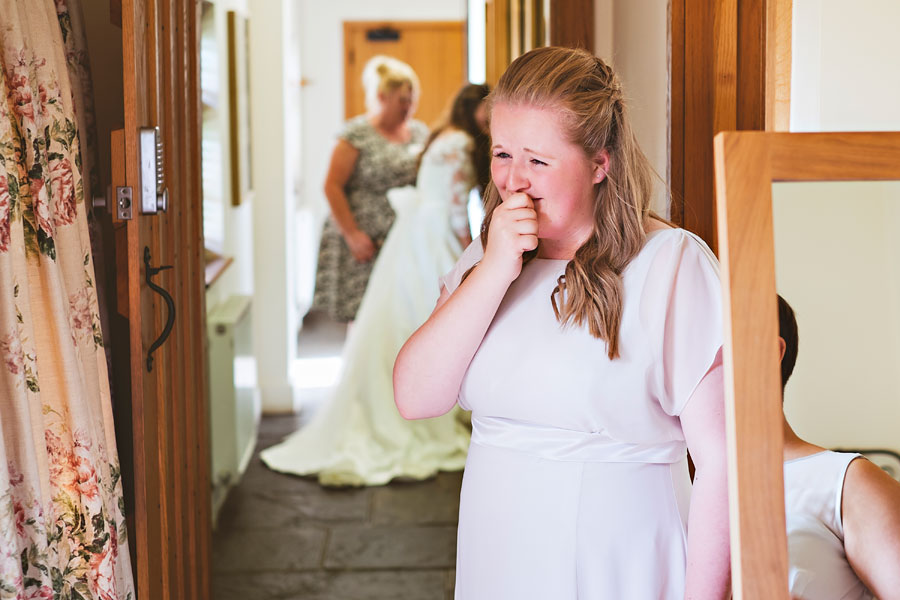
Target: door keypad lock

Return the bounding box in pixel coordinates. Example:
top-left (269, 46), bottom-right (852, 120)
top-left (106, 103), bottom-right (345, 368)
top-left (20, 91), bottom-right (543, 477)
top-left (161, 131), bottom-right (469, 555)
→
top-left (140, 126), bottom-right (169, 214)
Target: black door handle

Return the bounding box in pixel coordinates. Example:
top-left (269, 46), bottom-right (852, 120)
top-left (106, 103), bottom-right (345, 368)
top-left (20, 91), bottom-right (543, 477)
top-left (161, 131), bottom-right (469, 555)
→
top-left (144, 246), bottom-right (175, 372)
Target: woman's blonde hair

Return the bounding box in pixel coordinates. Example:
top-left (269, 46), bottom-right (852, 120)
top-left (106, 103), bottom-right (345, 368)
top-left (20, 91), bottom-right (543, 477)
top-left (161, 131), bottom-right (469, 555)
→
top-left (480, 46), bottom-right (659, 359)
top-left (361, 55), bottom-right (420, 114)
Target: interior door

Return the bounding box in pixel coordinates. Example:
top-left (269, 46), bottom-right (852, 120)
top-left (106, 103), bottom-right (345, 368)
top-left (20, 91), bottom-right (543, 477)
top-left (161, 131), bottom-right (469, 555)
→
top-left (110, 0), bottom-right (211, 598)
top-left (343, 21), bottom-right (467, 126)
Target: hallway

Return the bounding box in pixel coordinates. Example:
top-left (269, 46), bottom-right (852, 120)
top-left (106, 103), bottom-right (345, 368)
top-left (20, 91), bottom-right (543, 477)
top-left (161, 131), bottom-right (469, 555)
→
top-left (211, 312), bottom-right (462, 600)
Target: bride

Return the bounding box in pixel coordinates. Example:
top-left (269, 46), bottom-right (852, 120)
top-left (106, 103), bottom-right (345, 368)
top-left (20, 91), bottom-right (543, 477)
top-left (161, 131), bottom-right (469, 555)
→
top-left (261, 84), bottom-right (491, 486)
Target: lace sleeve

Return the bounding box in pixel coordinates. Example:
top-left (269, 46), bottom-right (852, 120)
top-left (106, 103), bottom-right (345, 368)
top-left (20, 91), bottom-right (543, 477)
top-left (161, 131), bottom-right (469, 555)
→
top-left (445, 134), bottom-right (477, 239)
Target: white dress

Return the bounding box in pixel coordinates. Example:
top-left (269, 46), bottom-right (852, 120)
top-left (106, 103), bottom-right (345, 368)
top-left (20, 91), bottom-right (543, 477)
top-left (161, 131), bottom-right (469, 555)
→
top-left (261, 130), bottom-right (478, 486)
top-left (441, 229), bottom-right (722, 599)
top-left (785, 451), bottom-right (874, 599)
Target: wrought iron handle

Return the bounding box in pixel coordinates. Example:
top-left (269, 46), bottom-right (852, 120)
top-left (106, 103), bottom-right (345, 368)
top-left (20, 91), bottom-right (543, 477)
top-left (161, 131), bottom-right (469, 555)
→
top-left (144, 246), bottom-right (176, 372)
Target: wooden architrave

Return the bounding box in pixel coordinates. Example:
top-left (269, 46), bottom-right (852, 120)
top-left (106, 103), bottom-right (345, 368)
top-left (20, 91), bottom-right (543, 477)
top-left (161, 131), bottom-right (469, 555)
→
top-left (671, 0), bottom-right (792, 252)
top-left (714, 130), bottom-right (900, 600)
top-left (549, 0), bottom-right (594, 50)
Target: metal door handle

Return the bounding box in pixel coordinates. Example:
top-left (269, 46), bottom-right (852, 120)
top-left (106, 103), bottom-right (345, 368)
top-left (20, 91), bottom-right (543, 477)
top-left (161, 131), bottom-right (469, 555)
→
top-left (144, 246), bottom-right (175, 372)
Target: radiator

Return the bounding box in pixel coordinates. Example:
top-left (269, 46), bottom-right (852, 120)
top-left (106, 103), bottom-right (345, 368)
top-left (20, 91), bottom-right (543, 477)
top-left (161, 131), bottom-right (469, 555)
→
top-left (207, 294), bottom-right (260, 523)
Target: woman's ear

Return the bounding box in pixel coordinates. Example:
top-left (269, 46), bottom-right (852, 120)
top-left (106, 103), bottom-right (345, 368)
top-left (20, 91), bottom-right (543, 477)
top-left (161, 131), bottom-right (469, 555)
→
top-left (592, 149), bottom-right (611, 183)
top-left (778, 337), bottom-right (787, 362)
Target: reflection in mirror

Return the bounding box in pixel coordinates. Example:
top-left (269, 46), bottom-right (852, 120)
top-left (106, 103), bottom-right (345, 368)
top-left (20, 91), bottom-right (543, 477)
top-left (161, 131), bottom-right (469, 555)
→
top-left (772, 180), bottom-right (900, 599)
top-left (772, 181), bottom-right (900, 460)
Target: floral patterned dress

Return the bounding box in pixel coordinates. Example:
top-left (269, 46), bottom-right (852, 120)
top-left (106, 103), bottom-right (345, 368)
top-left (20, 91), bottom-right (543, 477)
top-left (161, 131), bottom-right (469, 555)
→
top-left (313, 115), bottom-right (428, 322)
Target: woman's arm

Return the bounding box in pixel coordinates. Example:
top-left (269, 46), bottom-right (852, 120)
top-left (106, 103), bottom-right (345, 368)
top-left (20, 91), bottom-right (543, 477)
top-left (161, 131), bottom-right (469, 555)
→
top-left (323, 139), bottom-right (375, 262)
top-left (393, 193), bottom-right (538, 419)
top-left (843, 456), bottom-right (900, 599)
top-left (680, 351), bottom-right (732, 600)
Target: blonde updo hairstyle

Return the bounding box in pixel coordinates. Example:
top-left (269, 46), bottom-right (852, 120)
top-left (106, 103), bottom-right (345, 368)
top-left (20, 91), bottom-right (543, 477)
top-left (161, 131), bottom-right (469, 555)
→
top-left (362, 55), bottom-right (420, 114)
top-left (480, 46), bottom-right (660, 359)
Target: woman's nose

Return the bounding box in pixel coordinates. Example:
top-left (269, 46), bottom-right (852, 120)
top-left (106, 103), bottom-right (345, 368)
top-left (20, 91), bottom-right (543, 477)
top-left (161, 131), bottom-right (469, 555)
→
top-left (504, 164), bottom-right (529, 193)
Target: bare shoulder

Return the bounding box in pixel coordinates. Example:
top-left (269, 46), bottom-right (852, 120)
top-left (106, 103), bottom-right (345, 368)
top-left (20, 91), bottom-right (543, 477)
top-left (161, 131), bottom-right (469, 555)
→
top-left (842, 456), bottom-right (900, 599)
top-left (844, 456), bottom-right (900, 512)
top-left (328, 139), bottom-right (361, 173)
top-left (334, 137), bottom-right (360, 158)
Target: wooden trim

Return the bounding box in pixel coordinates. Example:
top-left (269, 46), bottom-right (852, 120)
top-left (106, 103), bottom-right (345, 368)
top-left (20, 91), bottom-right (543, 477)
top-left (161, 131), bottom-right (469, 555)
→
top-left (227, 11), bottom-right (240, 207)
top-left (671, 0), bottom-right (775, 253)
top-left (682, 0), bottom-right (719, 249)
top-left (735, 0), bottom-right (765, 130)
top-left (669, 0), bottom-right (685, 227)
top-left (205, 253), bottom-right (234, 288)
top-left (157, 2), bottom-right (183, 598)
top-left (549, 0), bottom-right (594, 50)
top-left (713, 130), bottom-right (900, 599)
top-left (121, 0), bottom-right (158, 595)
top-left (485, 0), bottom-right (510, 86)
top-left (766, 0), bottom-right (792, 131)
top-left (509, 0), bottom-right (523, 60)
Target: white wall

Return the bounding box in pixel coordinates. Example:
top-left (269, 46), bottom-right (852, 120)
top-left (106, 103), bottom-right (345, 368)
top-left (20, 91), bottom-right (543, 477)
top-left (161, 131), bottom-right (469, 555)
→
top-left (249, 0), bottom-right (300, 413)
top-left (294, 0), bottom-right (468, 315)
top-left (783, 0), bottom-right (900, 452)
top-left (791, 0), bottom-right (900, 132)
top-left (594, 0), bottom-right (669, 217)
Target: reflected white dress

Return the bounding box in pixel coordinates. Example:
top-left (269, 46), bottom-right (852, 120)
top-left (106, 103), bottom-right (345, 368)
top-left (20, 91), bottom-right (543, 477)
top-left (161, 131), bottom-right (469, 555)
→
top-left (261, 130), bottom-right (478, 486)
top-left (785, 451), bottom-right (874, 599)
top-left (441, 229), bottom-right (722, 599)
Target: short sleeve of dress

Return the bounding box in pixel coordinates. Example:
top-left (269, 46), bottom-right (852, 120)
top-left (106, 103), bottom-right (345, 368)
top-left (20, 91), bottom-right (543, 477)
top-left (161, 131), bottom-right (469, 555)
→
top-left (338, 117), bottom-right (370, 149)
top-left (642, 230), bottom-right (723, 416)
top-left (438, 238), bottom-right (485, 294)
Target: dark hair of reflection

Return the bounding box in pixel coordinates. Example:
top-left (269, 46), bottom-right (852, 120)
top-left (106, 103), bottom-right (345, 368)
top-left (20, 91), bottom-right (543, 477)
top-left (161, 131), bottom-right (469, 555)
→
top-left (777, 294), bottom-right (799, 392)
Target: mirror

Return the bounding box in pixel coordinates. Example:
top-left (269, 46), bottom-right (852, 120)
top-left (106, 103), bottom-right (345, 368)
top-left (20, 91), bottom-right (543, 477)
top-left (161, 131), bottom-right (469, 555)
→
top-left (773, 180), bottom-right (900, 459)
top-left (714, 131), bottom-right (900, 599)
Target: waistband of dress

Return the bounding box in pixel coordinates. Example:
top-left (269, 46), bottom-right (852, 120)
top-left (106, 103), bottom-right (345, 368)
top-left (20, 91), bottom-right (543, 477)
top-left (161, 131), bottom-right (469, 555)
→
top-left (470, 415), bottom-right (686, 464)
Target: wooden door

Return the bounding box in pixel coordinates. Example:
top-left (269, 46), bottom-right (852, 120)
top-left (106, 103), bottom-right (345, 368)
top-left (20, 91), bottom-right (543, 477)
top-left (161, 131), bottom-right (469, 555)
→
top-left (343, 21), bottom-right (467, 127)
top-left (109, 0), bottom-right (210, 598)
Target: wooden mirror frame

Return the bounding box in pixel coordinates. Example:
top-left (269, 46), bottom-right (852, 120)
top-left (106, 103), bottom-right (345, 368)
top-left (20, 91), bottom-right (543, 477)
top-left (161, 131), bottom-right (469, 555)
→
top-left (714, 131), bottom-right (900, 599)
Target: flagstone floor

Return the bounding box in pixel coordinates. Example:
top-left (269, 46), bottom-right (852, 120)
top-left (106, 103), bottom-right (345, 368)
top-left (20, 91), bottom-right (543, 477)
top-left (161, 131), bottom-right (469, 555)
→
top-left (211, 312), bottom-right (461, 600)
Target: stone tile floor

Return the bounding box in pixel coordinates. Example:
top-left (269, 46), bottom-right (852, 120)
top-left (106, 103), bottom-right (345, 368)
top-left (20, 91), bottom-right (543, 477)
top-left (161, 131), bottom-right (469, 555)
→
top-left (211, 312), bottom-right (462, 600)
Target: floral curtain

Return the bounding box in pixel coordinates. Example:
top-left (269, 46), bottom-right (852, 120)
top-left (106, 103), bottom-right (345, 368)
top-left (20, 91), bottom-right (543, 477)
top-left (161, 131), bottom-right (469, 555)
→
top-left (0, 0), bottom-right (135, 598)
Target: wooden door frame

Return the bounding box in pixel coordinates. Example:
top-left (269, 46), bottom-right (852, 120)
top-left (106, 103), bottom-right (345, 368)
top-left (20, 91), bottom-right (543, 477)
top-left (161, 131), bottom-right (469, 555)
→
top-left (669, 0), bottom-right (792, 251)
top-left (713, 130), bottom-right (900, 599)
top-left (485, 0), bottom-right (594, 86)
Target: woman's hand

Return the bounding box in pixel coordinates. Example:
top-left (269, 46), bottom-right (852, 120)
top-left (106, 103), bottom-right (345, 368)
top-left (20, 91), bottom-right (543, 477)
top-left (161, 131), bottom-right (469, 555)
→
top-left (345, 229), bottom-right (376, 263)
top-left (481, 192), bottom-right (538, 284)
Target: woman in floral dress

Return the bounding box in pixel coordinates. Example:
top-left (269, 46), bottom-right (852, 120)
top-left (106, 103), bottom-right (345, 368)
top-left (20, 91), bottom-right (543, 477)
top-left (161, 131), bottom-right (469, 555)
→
top-left (313, 55), bottom-right (429, 322)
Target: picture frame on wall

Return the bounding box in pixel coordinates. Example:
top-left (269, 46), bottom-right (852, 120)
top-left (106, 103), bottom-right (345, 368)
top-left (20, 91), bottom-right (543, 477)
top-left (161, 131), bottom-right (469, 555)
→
top-left (227, 10), bottom-right (253, 206)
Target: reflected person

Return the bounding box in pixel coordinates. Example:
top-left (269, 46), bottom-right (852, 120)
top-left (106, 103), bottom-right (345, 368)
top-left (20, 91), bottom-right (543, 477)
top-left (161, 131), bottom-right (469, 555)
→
top-left (778, 295), bottom-right (900, 600)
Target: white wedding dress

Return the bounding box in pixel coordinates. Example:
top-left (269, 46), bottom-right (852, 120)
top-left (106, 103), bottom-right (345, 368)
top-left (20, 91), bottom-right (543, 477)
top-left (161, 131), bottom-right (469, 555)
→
top-left (261, 130), bottom-right (478, 486)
